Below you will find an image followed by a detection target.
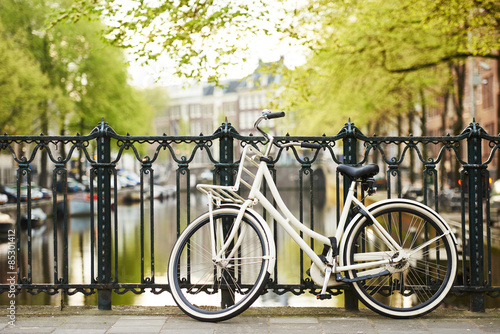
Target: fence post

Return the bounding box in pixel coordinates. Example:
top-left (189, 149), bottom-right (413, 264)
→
top-left (218, 121), bottom-right (235, 307)
top-left (95, 120), bottom-right (114, 310)
top-left (466, 122), bottom-right (485, 312)
top-left (219, 121), bottom-right (234, 187)
top-left (342, 120), bottom-right (359, 311)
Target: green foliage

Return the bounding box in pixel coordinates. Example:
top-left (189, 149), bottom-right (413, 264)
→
top-left (0, 22), bottom-right (50, 134)
top-left (51, 0), bottom-right (283, 84)
top-left (277, 0), bottom-right (499, 135)
top-left (0, 0), bottom-right (154, 136)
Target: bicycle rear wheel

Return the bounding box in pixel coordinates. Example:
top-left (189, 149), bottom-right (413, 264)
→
top-left (343, 201), bottom-right (457, 318)
top-left (168, 208), bottom-right (272, 322)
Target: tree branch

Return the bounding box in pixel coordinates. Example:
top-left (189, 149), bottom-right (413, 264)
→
top-left (383, 52), bottom-right (499, 73)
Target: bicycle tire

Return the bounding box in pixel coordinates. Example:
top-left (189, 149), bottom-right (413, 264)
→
top-left (342, 200), bottom-right (457, 318)
top-left (168, 208), bottom-right (272, 322)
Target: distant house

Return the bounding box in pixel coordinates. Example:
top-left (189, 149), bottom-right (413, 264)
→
top-left (154, 58), bottom-right (286, 167)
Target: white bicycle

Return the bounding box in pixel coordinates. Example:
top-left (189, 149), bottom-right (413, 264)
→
top-left (167, 111), bottom-right (458, 322)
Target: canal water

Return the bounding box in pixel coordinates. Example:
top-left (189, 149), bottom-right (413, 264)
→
top-left (1, 189), bottom-right (499, 309)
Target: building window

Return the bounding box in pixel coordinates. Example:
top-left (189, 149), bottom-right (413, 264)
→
top-left (223, 102), bottom-right (237, 116)
top-left (201, 104), bottom-right (213, 118)
top-left (189, 104), bottom-right (201, 118)
top-left (240, 96), bottom-right (248, 110)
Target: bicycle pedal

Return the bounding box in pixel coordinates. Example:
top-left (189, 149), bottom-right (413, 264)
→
top-left (317, 294), bottom-right (332, 300)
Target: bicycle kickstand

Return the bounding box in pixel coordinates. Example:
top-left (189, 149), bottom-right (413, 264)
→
top-left (317, 259), bottom-right (335, 300)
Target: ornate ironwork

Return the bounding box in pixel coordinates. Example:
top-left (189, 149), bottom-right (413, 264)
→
top-left (0, 119), bottom-right (499, 311)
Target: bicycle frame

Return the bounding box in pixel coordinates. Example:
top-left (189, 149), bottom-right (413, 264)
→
top-left (247, 158), bottom-right (402, 275)
top-left (200, 143), bottom-right (405, 278)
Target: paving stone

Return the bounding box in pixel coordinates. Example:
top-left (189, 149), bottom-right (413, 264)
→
top-left (369, 318), bottom-right (426, 332)
top-left (107, 325), bottom-right (162, 333)
top-left (424, 319), bottom-right (484, 333)
top-left (162, 317), bottom-right (216, 330)
top-left (320, 317), bottom-right (376, 334)
top-left (56, 322), bottom-right (113, 330)
top-left (64, 315), bottom-right (120, 324)
top-left (0, 326), bottom-right (56, 333)
top-left (160, 330), bottom-right (214, 334)
top-left (53, 329), bottom-right (107, 334)
top-left (472, 318), bottom-right (500, 333)
top-left (112, 318), bottom-right (166, 326)
top-left (269, 317), bottom-right (318, 324)
top-left (9, 317), bottom-right (65, 327)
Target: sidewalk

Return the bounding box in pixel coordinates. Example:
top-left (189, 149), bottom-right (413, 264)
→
top-left (0, 306), bottom-right (499, 334)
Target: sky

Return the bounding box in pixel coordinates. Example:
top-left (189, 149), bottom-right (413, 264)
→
top-left (124, 1), bottom-right (310, 88)
top-left (127, 46), bottom-right (307, 88)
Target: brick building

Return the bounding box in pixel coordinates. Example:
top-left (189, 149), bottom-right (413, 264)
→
top-left (425, 58), bottom-right (499, 182)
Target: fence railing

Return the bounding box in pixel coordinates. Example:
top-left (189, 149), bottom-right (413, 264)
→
top-left (0, 119), bottom-right (499, 312)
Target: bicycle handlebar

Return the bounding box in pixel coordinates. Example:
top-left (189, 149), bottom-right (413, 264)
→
top-left (265, 111), bottom-right (285, 119)
top-left (256, 109), bottom-right (321, 154)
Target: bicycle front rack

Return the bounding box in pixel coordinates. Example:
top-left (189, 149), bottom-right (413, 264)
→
top-left (197, 145), bottom-right (262, 207)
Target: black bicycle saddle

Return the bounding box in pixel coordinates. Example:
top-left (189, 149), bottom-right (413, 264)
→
top-left (337, 164), bottom-right (379, 179)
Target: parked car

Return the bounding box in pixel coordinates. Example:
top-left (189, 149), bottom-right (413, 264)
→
top-left (31, 184), bottom-right (52, 200)
top-left (0, 193), bottom-right (8, 205)
top-left (19, 185), bottom-right (44, 201)
top-left (118, 171), bottom-right (141, 188)
top-left (0, 184), bottom-right (43, 202)
top-left (0, 185), bottom-right (16, 203)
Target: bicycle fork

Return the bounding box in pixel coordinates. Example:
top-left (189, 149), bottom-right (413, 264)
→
top-left (209, 199), bottom-right (252, 264)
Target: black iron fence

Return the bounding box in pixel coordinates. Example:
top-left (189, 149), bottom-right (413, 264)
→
top-left (0, 119), bottom-right (499, 312)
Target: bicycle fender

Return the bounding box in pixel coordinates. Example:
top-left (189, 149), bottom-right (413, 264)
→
top-left (338, 198), bottom-right (458, 267)
top-left (220, 204), bottom-right (277, 274)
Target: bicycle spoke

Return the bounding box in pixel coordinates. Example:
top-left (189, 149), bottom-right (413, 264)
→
top-left (169, 209), bottom-right (270, 321)
top-left (345, 203), bottom-right (457, 318)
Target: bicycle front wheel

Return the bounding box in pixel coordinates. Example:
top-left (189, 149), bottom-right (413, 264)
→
top-left (168, 208), bottom-right (272, 322)
top-left (343, 201), bottom-right (457, 318)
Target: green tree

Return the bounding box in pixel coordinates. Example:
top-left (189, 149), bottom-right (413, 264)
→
top-left (61, 20), bottom-right (153, 135)
top-left (0, 0), bottom-right (154, 186)
top-left (0, 22), bottom-right (51, 135)
top-left (1, 0), bottom-right (154, 134)
top-left (281, 0), bottom-right (499, 135)
top-left (52, 0), bottom-right (284, 84)
top-left (278, 37), bottom-right (447, 135)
